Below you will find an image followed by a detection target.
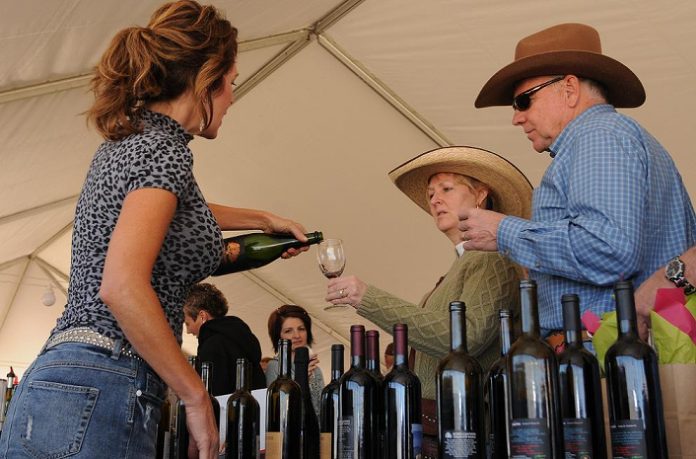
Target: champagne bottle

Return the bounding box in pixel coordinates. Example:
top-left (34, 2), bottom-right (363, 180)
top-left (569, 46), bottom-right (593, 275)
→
top-left (201, 362), bottom-right (221, 430)
top-left (507, 280), bottom-right (563, 458)
top-left (384, 323), bottom-right (423, 459)
top-left (605, 281), bottom-right (668, 458)
top-left (338, 325), bottom-right (380, 458)
top-left (295, 347), bottom-right (321, 459)
top-left (558, 294), bottom-right (606, 457)
top-left (213, 231), bottom-right (323, 275)
top-left (483, 309), bottom-right (512, 459)
top-left (227, 358), bottom-right (260, 459)
top-left (172, 356), bottom-right (199, 459)
top-left (2, 367), bottom-right (16, 419)
top-left (266, 339), bottom-right (302, 459)
top-left (320, 344), bottom-right (344, 459)
top-left (436, 301), bottom-right (484, 459)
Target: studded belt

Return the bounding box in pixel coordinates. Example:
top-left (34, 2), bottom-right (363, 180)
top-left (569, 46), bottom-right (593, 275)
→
top-left (45, 327), bottom-right (141, 360)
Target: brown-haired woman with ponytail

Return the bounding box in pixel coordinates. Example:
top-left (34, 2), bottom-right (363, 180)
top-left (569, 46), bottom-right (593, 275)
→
top-left (0, 2), bottom-right (309, 458)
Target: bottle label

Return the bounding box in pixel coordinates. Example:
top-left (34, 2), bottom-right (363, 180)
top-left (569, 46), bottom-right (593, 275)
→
top-left (563, 418), bottom-right (594, 457)
top-left (441, 430), bottom-right (480, 459)
top-left (339, 416), bottom-right (354, 458)
top-left (320, 432), bottom-right (332, 459)
top-left (265, 431), bottom-right (283, 459)
top-left (509, 418), bottom-right (552, 458)
top-left (411, 423), bottom-right (423, 458)
top-left (610, 419), bottom-right (648, 459)
top-left (222, 241), bottom-right (242, 264)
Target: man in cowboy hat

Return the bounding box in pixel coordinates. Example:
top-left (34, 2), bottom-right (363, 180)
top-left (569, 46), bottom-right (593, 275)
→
top-left (459, 23), bottom-right (696, 339)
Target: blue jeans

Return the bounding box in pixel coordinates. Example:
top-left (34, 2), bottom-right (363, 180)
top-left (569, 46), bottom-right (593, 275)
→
top-left (0, 342), bottom-right (166, 458)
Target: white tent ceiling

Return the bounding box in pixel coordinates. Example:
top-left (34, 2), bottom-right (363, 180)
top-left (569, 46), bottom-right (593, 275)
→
top-left (2, 0), bottom-right (695, 379)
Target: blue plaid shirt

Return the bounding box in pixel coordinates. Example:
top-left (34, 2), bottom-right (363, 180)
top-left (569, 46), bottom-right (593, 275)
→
top-left (498, 104), bottom-right (696, 333)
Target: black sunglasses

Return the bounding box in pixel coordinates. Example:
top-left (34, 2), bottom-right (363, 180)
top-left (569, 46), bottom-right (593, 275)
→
top-left (512, 76), bottom-right (565, 111)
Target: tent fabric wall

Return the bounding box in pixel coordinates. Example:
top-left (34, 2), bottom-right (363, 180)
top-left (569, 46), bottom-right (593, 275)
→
top-left (2, 0), bottom-right (696, 380)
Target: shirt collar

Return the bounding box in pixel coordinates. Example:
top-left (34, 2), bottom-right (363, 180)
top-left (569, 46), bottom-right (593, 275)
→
top-left (455, 241), bottom-right (466, 257)
top-left (140, 109), bottom-right (194, 145)
top-left (548, 104), bottom-right (616, 159)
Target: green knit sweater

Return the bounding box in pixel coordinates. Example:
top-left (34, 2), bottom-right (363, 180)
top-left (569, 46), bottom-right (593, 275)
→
top-left (357, 250), bottom-right (520, 399)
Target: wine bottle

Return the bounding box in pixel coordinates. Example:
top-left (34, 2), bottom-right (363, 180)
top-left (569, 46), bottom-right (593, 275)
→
top-left (507, 280), bottom-right (563, 458)
top-left (2, 367), bottom-right (16, 419)
top-left (266, 339), bottom-right (302, 459)
top-left (172, 356), bottom-right (199, 459)
top-left (483, 309), bottom-right (512, 459)
top-left (384, 323), bottom-right (423, 459)
top-left (295, 347), bottom-right (321, 459)
top-left (213, 231), bottom-right (324, 275)
top-left (366, 330), bottom-right (384, 384)
top-left (320, 344), bottom-right (344, 459)
top-left (227, 358), bottom-right (260, 459)
top-left (436, 301), bottom-right (484, 459)
top-left (201, 362), bottom-right (221, 430)
top-left (558, 294), bottom-right (606, 458)
top-left (605, 281), bottom-right (668, 458)
top-left (338, 325), bottom-right (380, 458)
top-left (366, 329), bottom-right (385, 452)
top-left (155, 390), bottom-right (172, 459)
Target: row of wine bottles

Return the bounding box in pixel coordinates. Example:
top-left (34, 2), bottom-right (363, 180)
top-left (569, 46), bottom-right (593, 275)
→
top-left (159, 278), bottom-right (668, 459)
top-left (311, 279), bottom-right (668, 458)
top-left (487, 279), bottom-right (668, 458)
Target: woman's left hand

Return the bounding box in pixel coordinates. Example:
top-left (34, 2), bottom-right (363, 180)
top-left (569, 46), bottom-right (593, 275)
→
top-left (326, 275), bottom-right (368, 309)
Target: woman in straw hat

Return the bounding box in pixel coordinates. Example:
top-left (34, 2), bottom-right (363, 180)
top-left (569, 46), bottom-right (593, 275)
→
top-left (325, 145), bottom-right (532, 452)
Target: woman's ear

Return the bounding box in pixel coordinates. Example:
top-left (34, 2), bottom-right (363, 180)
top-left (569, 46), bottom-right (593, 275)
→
top-left (476, 187), bottom-right (490, 209)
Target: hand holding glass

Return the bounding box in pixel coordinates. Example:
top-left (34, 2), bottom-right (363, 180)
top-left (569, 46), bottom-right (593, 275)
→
top-left (317, 239), bottom-right (347, 310)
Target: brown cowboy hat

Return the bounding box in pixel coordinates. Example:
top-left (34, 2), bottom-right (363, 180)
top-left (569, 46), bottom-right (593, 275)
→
top-left (475, 23), bottom-right (645, 108)
top-left (388, 146), bottom-right (533, 219)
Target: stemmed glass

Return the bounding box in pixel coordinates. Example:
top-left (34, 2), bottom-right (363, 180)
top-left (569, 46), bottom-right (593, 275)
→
top-left (317, 239), bottom-right (347, 310)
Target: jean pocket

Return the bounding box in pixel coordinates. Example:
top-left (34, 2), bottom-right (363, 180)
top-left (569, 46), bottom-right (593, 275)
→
top-left (20, 380), bottom-right (99, 459)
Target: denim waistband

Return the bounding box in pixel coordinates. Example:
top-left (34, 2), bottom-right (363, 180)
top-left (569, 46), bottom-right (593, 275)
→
top-left (46, 327), bottom-right (141, 360)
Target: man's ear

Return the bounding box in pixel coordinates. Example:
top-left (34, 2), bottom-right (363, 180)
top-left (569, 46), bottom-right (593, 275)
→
top-left (564, 75), bottom-right (582, 108)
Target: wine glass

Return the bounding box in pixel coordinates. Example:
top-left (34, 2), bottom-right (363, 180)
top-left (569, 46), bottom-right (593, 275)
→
top-left (317, 239), bottom-right (347, 310)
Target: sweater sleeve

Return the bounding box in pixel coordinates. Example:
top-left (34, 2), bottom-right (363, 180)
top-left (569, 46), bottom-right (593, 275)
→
top-left (357, 252), bottom-right (518, 362)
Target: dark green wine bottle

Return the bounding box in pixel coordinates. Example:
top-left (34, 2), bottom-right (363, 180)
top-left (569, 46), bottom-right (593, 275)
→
top-left (605, 281), bottom-right (668, 458)
top-left (507, 280), bottom-right (563, 458)
top-left (226, 358), bottom-right (260, 459)
top-left (213, 231), bottom-right (323, 275)
top-left (558, 294), bottom-right (606, 457)
top-left (437, 301), bottom-right (484, 458)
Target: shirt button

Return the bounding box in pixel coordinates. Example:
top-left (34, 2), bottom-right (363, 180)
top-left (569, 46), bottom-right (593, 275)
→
top-left (136, 389), bottom-right (142, 397)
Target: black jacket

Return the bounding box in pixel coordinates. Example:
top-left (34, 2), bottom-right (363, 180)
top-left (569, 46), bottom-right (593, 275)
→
top-left (197, 316), bottom-right (266, 396)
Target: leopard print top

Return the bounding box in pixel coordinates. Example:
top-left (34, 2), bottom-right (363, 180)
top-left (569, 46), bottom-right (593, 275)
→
top-left (53, 110), bottom-right (224, 344)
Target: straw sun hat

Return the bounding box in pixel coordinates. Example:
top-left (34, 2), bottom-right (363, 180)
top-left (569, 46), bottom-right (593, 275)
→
top-left (388, 146), bottom-right (533, 219)
top-left (475, 23), bottom-right (645, 108)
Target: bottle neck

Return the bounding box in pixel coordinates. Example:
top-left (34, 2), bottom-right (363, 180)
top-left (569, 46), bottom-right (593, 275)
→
top-left (393, 324), bottom-right (408, 368)
top-left (449, 308), bottom-right (467, 352)
top-left (201, 363), bottom-right (213, 395)
top-left (499, 313), bottom-right (512, 355)
top-left (366, 332), bottom-right (380, 372)
top-left (615, 283), bottom-right (639, 338)
top-left (293, 351), bottom-right (311, 393)
top-left (235, 359), bottom-right (250, 391)
top-left (562, 295), bottom-right (582, 345)
top-left (350, 326), bottom-right (365, 369)
top-left (520, 284), bottom-right (540, 337)
top-left (278, 339), bottom-right (293, 377)
top-left (331, 345), bottom-right (344, 381)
